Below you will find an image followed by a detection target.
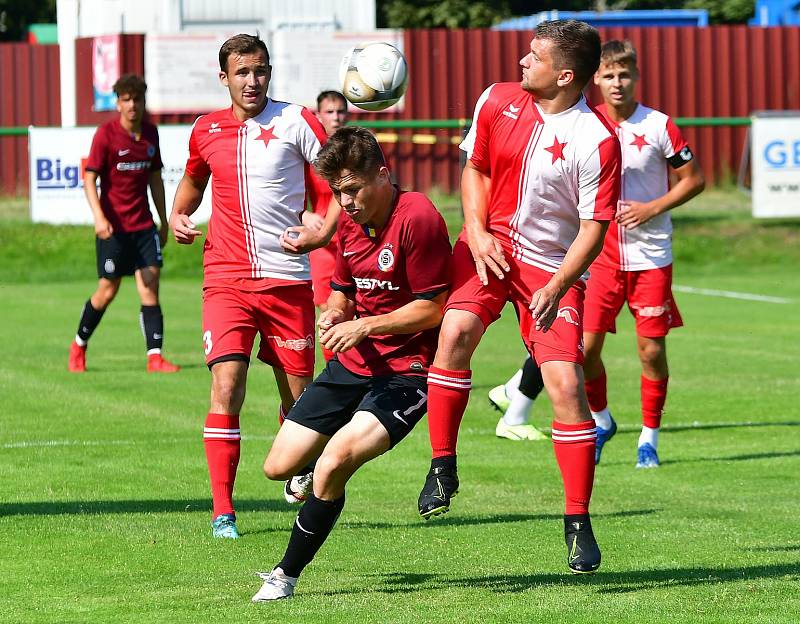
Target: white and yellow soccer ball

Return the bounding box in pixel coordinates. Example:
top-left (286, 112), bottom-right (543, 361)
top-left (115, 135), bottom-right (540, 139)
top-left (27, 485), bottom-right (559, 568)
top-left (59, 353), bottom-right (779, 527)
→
top-left (339, 42), bottom-right (408, 112)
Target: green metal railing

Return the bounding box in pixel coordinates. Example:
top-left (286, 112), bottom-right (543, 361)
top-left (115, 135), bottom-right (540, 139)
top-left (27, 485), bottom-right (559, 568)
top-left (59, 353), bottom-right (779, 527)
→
top-left (0, 117), bottom-right (753, 137)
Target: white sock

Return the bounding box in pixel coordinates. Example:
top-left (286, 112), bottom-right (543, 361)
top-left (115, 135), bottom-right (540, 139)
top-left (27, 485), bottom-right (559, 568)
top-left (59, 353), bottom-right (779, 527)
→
top-left (638, 426), bottom-right (659, 449)
top-left (504, 368), bottom-right (524, 400)
top-left (146, 348), bottom-right (162, 356)
top-left (74, 335), bottom-right (87, 347)
top-left (503, 392), bottom-right (533, 426)
top-left (591, 407), bottom-right (613, 430)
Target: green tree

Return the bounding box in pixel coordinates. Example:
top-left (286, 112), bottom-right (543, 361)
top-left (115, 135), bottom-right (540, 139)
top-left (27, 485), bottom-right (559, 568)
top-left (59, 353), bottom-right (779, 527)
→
top-left (0, 0), bottom-right (56, 42)
top-left (380, 0), bottom-right (511, 28)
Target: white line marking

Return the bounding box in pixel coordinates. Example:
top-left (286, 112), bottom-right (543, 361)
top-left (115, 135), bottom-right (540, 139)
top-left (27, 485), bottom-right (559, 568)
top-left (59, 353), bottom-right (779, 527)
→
top-left (1, 434), bottom-right (275, 449)
top-left (673, 284), bottom-right (792, 304)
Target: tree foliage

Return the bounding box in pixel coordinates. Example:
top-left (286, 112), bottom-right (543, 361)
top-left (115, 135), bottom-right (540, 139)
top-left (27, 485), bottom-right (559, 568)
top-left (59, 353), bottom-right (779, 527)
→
top-left (0, 0), bottom-right (56, 42)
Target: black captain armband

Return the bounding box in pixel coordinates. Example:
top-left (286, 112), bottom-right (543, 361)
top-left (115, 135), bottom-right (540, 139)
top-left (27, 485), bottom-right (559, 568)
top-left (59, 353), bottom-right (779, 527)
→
top-left (414, 286), bottom-right (448, 301)
top-left (667, 146), bottom-right (694, 168)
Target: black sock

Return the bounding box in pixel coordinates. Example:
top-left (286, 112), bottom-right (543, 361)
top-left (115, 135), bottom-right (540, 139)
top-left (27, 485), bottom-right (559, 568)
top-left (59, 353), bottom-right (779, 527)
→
top-left (431, 455), bottom-right (457, 471)
top-left (140, 305), bottom-right (163, 351)
top-left (76, 300), bottom-right (105, 343)
top-left (278, 493), bottom-right (345, 578)
top-left (519, 356), bottom-right (545, 400)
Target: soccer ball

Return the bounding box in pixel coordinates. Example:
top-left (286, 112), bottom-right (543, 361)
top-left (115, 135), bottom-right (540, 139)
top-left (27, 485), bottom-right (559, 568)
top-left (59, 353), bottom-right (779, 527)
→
top-left (339, 42), bottom-right (408, 112)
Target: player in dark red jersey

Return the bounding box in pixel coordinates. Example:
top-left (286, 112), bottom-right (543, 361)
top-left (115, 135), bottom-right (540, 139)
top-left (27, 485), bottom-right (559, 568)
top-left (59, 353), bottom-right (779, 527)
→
top-left (251, 126), bottom-right (451, 601)
top-left (68, 74), bottom-right (179, 374)
top-left (416, 20), bottom-right (621, 575)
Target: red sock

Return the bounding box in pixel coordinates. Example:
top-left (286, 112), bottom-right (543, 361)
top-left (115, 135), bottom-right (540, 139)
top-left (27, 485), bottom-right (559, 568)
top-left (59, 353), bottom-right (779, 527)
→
top-left (203, 413), bottom-right (241, 518)
top-left (426, 366), bottom-right (471, 458)
top-left (551, 419), bottom-right (596, 515)
top-left (584, 371), bottom-right (608, 413)
top-left (641, 375), bottom-right (668, 429)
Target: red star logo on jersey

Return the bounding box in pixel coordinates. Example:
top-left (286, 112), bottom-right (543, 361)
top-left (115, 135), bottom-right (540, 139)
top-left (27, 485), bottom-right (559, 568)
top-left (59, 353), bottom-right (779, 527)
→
top-left (257, 125), bottom-right (279, 149)
top-left (630, 133), bottom-right (649, 151)
top-left (545, 136), bottom-right (567, 164)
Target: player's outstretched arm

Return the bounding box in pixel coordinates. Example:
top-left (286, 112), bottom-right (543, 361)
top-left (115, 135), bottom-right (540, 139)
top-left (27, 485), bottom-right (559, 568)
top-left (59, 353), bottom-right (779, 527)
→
top-left (169, 173), bottom-right (208, 245)
top-left (462, 161), bottom-right (509, 285)
top-left (530, 219), bottom-right (608, 332)
top-left (618, 159), bottom-right (705, 229)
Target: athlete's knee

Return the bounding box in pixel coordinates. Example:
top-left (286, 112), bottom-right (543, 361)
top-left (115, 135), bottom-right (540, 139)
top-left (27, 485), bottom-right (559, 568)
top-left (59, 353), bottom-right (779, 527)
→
top-left (436, 312), bottom-right (483, 364)
top-left (210, 373), bottom-right (246, 413)
top-left (93, 281), bottom-right (119, 308)
top-left (314, 449), bottom-right (354, 483)
top-left (638, 339), bottom-right (666, 368)
top-left (544, 369), bottom-right (582, 407)
top-left (262, 454), bottom-right (294, 481)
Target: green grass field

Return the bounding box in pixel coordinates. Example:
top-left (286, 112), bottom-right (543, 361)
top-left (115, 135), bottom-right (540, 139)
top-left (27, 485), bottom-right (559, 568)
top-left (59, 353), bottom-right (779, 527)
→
top-left (1, 189), bottom-right (799, 623)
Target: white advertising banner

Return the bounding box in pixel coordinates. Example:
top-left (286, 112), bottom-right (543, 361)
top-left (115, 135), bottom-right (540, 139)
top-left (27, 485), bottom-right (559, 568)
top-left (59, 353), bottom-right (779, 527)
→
top-left (145, 32), bottom-right (242, 114)
top-left (269, 29), bottom-right (405, 111)
top-left (29, 125), bottom-right (212, 225)
top-left (751, 113), bottom-right (800, 218)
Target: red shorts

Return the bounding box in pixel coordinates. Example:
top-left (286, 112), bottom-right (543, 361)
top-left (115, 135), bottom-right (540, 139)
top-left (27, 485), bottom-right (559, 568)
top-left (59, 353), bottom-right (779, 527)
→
top-left (445, 238), bottom-right (586, 365)
top-left (309, 241), bottom-right (338, 307)
top-left (202, 283), bottom-right (315, 376)
top-left (584, 263), bottom-right (683, 338)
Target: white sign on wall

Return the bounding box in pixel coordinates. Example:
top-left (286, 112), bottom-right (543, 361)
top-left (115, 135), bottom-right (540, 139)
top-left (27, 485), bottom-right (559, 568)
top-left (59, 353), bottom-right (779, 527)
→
top-left (269, 29), bottom-right (405, 110)
top-left (751, 112), bottom-right (800, 218)
top-left (145, 32), bottom-right (242, 114)
top-left (29, 125), bottom-right (213, 225)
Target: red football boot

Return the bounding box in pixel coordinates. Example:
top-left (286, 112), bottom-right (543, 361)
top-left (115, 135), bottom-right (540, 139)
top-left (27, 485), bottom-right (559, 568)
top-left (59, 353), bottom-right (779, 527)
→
top-left (68, 342), bottom-right (86, 373)
top-left (147, 353), bottom-right (181, 373)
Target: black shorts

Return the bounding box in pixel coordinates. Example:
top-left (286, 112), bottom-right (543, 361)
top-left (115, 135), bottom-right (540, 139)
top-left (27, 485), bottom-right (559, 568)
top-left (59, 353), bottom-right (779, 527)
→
top-left (96, 226), bottom-right (162, 279)
top-left (286, 358), bottom-right (428, 448)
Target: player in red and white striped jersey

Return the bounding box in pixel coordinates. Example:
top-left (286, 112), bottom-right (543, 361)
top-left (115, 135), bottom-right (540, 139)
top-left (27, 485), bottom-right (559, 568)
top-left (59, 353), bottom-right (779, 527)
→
top-left (417, 20), bottom-right (621, 574)
top-left (586, 40), bottom-right (705, 468)
top-left (169, 34), bottom-right (340, 539)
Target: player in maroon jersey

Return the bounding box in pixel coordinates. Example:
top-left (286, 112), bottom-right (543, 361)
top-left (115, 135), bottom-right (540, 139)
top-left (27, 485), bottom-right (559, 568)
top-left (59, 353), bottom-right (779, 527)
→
top-left (251, 126), bottom-right (451, 601)
top-left (68, 74), bottom-right (179, 374)
top-left (416, 20), bottom-right (621, 575)
top-left (170, 35), bottom-right (340, 539)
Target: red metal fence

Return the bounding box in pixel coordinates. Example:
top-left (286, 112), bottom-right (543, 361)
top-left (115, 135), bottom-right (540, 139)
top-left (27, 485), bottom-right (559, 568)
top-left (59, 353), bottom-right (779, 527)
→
top-left (2, 26), bottom-right (799, 195)
top-left (0, 43), bottom-right (60, 194)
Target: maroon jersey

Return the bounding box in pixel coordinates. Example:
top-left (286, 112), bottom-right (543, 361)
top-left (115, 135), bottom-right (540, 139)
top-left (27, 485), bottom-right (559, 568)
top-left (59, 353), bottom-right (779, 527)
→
top-left (331, 189), bottom-right (451, 377)
top-left (85, 119), bottom-right (163, 233)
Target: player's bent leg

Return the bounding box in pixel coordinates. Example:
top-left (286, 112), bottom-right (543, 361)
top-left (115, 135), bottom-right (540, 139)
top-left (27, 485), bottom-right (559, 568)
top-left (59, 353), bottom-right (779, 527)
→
top-left (69, 278), bottom-right (121, 372)
top-left (541, 360), bottom-right (601, 574)
top-left (418, 310), bottom-right (483, 519)
top-left (263, 420), bottom-right (330, 482)
top-left (206, 359), bottom-right (249, 538)
top-left (253, 412), bottom-right (389, 602)
top-left (272, 369), bottom-right (316, 501)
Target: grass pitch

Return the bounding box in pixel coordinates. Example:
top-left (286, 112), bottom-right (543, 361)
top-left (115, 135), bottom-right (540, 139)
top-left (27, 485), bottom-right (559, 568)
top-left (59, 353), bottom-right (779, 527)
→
top-left (0, 189), bottom-right (798, 623)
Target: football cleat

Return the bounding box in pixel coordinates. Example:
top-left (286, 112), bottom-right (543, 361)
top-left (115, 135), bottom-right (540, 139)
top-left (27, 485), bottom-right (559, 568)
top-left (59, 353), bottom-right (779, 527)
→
top-left (68, 341), bottom-right (86, 373)
top-left (636, 443), bottom-right (660, 468)
top-left (495, 417), bottom-right (549, 441)
top-left (252, 568), bottom-right (297, 602)
top-left (211, 513), bottom-right (240, 539)
top-left (594, 414), bottom-right (617, 465)
top-left (284, 471), bottom-right (313, 504)
top-left (564, 516), bottom-right (601, 574)
top-left (418, 463), bottom-right (459, 520)
top-left (487, 384), bottom-right (511, 413)
top-left (147, 353), bottom-right (181, 373)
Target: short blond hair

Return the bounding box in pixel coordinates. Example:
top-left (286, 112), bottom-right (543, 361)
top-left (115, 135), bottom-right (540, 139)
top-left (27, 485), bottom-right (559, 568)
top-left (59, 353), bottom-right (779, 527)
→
top-left (599, 40), bottom-right (638, 71)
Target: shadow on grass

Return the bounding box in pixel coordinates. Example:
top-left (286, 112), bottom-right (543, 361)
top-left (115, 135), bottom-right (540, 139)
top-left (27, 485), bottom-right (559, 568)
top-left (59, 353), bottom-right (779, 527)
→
top-left (319, 560), bottom-right (800, 596)
top-left (661, 421), bottom-right (800, 433)
top-left (0, 498), bottom-right (288, 517)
